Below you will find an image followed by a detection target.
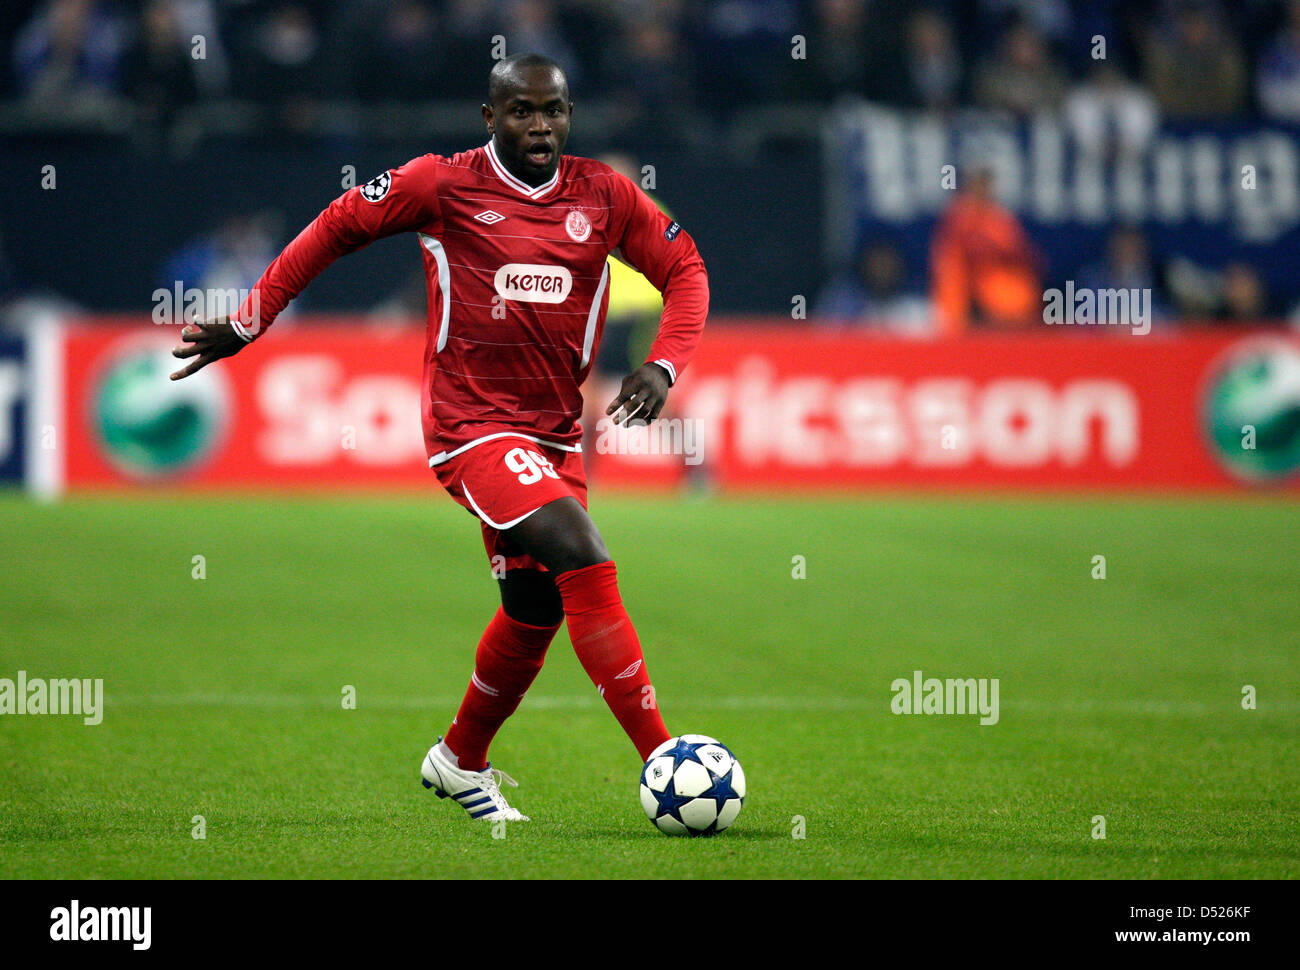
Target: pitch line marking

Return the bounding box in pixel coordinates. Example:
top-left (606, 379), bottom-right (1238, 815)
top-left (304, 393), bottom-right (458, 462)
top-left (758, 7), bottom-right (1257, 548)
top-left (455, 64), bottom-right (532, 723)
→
top-left (98, 694), bottom-right (1300, 714)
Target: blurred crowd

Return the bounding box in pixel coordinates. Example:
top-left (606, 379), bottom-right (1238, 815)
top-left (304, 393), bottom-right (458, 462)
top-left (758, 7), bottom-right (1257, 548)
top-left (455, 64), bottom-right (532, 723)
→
top-left (815, 185), bottom-right (1285, 334)
top-left (3, 0), bottom-right (1298, 330)
top-left (7, 0), bottom-right (1300, 125)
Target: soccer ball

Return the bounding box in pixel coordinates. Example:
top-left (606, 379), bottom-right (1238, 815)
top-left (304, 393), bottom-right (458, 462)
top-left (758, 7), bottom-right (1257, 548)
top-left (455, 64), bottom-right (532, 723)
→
top-left (639, 734), bottom-right (746, 836)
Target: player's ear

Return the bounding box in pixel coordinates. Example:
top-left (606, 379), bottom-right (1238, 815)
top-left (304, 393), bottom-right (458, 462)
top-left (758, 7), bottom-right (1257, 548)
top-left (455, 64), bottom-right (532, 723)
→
top-left (481, 103), bottom-right (494, 132)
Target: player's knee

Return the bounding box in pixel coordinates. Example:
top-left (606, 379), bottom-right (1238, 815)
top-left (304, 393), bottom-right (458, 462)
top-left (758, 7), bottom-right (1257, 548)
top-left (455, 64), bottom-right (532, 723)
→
top-left (499, 570), bottom-right (564, 627)
top-left (549, 527), bottom-right (610, 574)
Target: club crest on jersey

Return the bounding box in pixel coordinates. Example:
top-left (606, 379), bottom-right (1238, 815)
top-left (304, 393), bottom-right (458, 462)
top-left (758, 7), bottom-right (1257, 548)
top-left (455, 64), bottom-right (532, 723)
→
top-left (494, 263), bottom-right (573, 304)
top-left (565, 209), bottom-right (592, 242)
top-left (360, 171), bottom-right (391, 203)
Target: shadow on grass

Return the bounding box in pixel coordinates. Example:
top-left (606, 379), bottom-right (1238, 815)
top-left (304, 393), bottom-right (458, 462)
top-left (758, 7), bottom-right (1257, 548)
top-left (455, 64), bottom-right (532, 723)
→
top-left (577, 825), bottom-right (794, 841)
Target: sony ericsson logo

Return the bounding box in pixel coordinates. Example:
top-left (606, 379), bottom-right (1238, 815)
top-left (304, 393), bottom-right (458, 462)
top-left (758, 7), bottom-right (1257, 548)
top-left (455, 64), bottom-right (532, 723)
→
top-left (493, 264), bottom-right (572, 304)
top-left (94, 342), bottom-right (230, 479)
top-left (1202, 337), bottom-right (1300, 482)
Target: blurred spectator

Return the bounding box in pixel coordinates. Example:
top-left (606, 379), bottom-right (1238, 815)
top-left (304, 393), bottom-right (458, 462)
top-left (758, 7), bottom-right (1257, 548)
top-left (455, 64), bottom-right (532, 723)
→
top-left (1077, 225), bottom-right (1158, 291)
top-left (1065, 61), bottom-right (1158, 158)
top-left (505, 0), bottom-right (583, 90)
top-left (973, 18), bottom-right (1069, 116)
top-left (233, 4), bottom-right (325, 122)
top-left (1218, 262), bottom-right (1270, 321)
top-left (605, 16), bottom-right (695, 124)
top-left (122, 0), bottom-right (199, 129)
top-left (793, 0), bottom-right (870, 102)
top-left (1257, 0), bottom-right (1300, 123)
top-left (931, 168), bottom-right (1043, 334)
top-left (903, 7), bottom-right (963, 111)
top-left (1059, 0), bottom-right (1125, 75)
top-left (161, 213), bottom-right (288, 323)
top-left (1142, 0), bottom-right (1247, 120)
top-left (437, 0), bottom-right (501, 99)
top-left (1076, 225), bottom-right (1169, 319)
top-left (978, 0), bottom-right (1073, 46)
top-left (816, 241), bottom-right (931, 334)
top-left (170, 0), bottom-right (229, 98)
top-left (13, 0), bottom-right (127, 102)
top-left (349, 0), bottom-right (443, 102)
top-left (1166, 257), bottom-right (1272, 321)
top-left (1165, 255), bottom-right (1223, 317)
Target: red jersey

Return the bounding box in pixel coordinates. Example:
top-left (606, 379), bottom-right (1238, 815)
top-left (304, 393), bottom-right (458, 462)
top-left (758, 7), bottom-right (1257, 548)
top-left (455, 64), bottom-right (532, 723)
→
top-left (229, 141), bottom-right (709, 466)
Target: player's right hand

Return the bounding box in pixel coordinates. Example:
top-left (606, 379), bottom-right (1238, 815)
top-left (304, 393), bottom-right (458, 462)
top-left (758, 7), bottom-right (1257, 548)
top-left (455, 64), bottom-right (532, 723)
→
top-left (169, 317), bottom-right (248, 380)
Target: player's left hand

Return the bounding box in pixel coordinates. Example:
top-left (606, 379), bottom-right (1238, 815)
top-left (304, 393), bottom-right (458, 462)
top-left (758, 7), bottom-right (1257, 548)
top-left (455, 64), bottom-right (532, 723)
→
top-left (606, 363), bottom-right (671, 425)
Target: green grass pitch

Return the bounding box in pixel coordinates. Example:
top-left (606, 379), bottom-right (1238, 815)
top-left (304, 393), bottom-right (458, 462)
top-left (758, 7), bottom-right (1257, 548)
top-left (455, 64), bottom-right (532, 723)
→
top-left (1, 490), bottom-right (1296, 879)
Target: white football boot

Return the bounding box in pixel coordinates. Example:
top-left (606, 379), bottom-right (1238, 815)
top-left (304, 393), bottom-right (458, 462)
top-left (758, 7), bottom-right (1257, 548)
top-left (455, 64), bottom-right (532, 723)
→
top-left (421, 739), bottom-right (530, 822)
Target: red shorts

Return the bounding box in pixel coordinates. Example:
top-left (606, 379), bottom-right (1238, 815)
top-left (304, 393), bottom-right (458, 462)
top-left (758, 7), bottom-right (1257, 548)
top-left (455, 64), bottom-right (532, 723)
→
top-left (432, 434), bottom-right (587, 572)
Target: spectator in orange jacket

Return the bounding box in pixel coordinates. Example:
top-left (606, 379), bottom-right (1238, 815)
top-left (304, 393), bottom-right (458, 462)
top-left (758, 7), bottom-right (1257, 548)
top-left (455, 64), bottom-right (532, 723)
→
top-left (931, 168), bottom-right (1042, 335)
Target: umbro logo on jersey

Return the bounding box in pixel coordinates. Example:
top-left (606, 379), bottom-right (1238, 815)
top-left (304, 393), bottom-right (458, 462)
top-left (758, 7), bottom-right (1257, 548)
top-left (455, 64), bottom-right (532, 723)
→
top-left (474, 210), bottom-right (505, 225)
top-left (360, 171), bottom-right (391, 203)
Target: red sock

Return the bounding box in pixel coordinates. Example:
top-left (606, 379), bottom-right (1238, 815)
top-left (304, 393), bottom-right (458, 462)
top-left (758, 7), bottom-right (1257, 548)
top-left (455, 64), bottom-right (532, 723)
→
top-left (554, 561), bottom-right (670, 760)
top-left (443, 606), bottom-right (559, 771)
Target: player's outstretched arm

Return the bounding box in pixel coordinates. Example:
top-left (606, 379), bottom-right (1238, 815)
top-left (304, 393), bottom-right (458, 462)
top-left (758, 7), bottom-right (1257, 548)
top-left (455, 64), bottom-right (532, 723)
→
top-left (169, 318), bottom-right (247, 380)
top-left (607, 174), bottom-right (709, 422)
top-left (606, 361), bottom-right (672, 425)
top-left (167, 157), bottom-right (442, 381)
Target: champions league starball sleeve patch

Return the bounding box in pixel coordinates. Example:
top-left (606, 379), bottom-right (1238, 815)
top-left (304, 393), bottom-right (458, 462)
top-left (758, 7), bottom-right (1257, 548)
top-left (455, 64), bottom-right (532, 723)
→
top-left (359, 171), bottom-right (392, 203)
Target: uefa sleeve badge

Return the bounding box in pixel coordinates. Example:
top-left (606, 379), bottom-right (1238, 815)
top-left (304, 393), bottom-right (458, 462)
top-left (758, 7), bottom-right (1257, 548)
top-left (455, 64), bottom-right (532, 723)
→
top-left (360, 171), bottom-right (392, 203)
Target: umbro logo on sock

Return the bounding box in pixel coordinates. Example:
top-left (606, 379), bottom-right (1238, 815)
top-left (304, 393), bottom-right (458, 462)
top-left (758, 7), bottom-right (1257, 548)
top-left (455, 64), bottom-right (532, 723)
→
top-left (613, 660), bottom-right (643, 680)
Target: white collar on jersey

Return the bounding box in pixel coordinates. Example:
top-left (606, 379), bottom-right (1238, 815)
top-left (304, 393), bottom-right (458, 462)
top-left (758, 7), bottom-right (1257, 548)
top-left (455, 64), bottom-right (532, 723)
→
top-left (484, 139), bottom-right (561, 199)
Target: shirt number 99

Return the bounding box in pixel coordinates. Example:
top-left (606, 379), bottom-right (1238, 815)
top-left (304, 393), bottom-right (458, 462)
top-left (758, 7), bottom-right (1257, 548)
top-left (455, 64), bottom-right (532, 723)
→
top-left (504, 447), bottom-right (560, 485)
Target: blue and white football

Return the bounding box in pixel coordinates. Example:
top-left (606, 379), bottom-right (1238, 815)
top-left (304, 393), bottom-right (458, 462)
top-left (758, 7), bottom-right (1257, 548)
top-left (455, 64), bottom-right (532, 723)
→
top-left (639, 734), bottom-right (746, 836)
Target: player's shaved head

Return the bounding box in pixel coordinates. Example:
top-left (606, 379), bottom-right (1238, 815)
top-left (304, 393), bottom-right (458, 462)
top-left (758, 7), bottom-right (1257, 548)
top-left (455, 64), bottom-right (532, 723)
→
top-left (482, 52), bottom-right (573, 188)
top-left (488, 53), bottom-right (570, 108)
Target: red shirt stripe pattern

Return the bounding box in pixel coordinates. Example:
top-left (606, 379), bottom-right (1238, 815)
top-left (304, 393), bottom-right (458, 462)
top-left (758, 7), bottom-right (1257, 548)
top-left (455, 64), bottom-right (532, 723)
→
top-left (230, 142), bottom-right (709, 463)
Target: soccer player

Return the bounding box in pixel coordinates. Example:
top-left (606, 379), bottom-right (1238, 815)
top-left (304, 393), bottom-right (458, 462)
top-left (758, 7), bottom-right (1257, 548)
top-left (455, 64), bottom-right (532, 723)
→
top-left (169, 53), bottom-right (709, 823)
